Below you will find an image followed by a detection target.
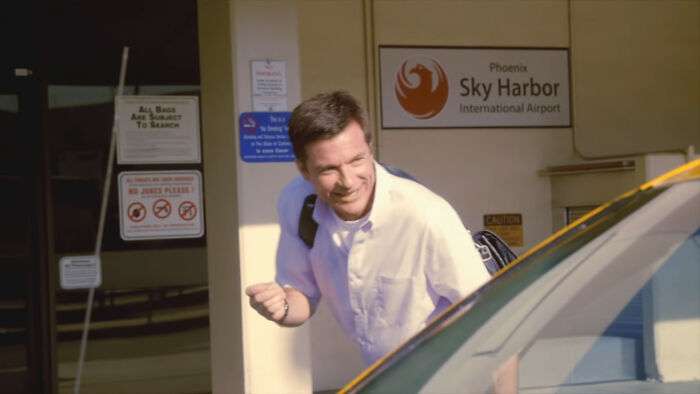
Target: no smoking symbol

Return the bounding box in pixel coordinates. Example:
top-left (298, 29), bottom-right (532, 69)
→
top-left (241, 114), bottom-right (258, 133)
top-left (127, 202), bottom-right (146, 222)
top-left (178, 201), bottom-right (197, 221)
top-left (153, 199), bottom-right (172, 219)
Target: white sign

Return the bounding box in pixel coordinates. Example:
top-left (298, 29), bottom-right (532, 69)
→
top-left (118, 170), bottom-right (204, 240)
top-left (379, 46), bottom-right (571, 128)
top-left (116, 95), bottom-right (202, 164)
top-left (59, 255), bottom-right (102, 290)
top-left (251, 60), bottom-right (288, 111)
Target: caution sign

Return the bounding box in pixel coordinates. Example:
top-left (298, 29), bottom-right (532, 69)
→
top-left (484, 213), bottom-right (523, 247)
top-left (118, 170), bottom-right (204, 240)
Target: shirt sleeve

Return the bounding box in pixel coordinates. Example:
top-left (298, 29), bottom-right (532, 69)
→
top-left (424, 199), bottom-right (491, 304)
top-left (274, 180), bottom-right (322, 310)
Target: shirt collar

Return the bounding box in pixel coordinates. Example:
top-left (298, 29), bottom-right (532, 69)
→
top-left (367, 161), bottom-right (390, 228)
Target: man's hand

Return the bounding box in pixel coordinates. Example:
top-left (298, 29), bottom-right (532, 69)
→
top-left (245, 282), bottom-right (289, 324)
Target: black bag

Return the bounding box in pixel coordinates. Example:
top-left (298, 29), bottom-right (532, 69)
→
top-left (297, 163), bottom-right (518, 275)
top-left (471, 230), bottom-right (518, 275)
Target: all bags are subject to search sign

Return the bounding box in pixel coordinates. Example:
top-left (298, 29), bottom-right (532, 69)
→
top-left (379, 46), bottom-right (571, 128)
top-left (116, 95), bottom-right (202, 164)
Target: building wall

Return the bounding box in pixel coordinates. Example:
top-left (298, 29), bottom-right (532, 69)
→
top-left (570, 1), bottom-right (700, 158)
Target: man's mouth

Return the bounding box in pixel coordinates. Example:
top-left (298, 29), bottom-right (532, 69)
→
top-left (333, 188), bottom-right (359, 203)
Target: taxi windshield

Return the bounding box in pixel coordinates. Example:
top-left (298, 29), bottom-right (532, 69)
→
top-left (348, 179), bottom-right (700, 394)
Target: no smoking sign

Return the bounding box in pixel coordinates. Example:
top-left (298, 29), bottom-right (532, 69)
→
top-left (118, 170), bottom-right (204, 240)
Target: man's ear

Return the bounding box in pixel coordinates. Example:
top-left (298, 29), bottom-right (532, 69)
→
top-left (296, 159), bottom-right (310, 181)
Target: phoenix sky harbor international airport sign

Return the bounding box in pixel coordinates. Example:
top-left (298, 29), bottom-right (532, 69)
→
top-left (379, 46), bottom-right (571, 128)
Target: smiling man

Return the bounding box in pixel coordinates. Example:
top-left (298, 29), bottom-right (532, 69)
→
top-left (245, 91), bottom-right (490, 366)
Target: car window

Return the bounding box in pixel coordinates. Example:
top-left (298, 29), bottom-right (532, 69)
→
top-left (351, 180), bottom-right (699, 394)
top-left (421, 181), bottom-right (700, 394)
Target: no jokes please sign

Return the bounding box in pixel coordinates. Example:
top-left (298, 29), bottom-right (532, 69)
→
top-left (118, 170), bottom-right (204, 240)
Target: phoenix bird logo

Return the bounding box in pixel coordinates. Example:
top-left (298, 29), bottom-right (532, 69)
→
top-left (394, 56), bottom-right (449, 119)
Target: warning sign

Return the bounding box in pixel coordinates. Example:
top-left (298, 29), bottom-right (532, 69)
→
top-left (115, 95), bottom-right (201, 164)
top-left (153, 199), bottom-right (172, 219)
top-left (239, 112), bottom-right (294, 162)
top-left (59, 255), bottom-right (102, 290)
top-left (251, 60), bottom-right (288, 111)
top-left (484, 213), bottom-right (523, 247)
top-left (118, 170), bottom-right (204, 240)
top-left (178, 201), bottom-right (197, 221)
top-left (127, 202), bottom-right (147, 222)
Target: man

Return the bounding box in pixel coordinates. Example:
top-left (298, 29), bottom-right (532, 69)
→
top-left (246, 90), bottom-right (490, 366)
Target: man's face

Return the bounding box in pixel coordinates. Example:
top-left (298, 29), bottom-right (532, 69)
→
top-left (296, 120), bottom-right (375, 221)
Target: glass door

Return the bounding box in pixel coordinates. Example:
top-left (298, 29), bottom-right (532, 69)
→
top-left (0, 2), bottom-right (53, 392)
top-left (0, 92), bottom-right (35, 393)
top-left (0, 64), bottom-right (52, 394)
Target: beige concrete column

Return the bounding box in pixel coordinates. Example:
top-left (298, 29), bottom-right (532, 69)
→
top-left (198, 1), bottom-right (312, 393)
top-left (234, 1), bottom-right (312, 393)
top-left (197, 1), bottom-right (245, 393)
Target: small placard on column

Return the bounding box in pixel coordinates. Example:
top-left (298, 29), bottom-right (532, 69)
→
top-left (59, 255), bottom-right (102, 290)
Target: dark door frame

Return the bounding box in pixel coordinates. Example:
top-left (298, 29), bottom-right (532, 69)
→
top-left (1, 0), bottom-right (55, 392)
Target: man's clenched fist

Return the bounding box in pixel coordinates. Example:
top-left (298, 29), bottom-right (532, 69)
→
top-left (245, 282), bottom-right (288, 323)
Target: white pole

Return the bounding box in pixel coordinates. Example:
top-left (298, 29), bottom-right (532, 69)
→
top-left (73, 46), bottom-right (129, 394)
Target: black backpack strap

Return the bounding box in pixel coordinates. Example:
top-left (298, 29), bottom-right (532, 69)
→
top-left (298, 194), bottom-right (318, 248)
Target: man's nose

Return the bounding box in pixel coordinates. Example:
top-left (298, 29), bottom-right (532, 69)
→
top-left (338, 166), bottom-right (356, 189)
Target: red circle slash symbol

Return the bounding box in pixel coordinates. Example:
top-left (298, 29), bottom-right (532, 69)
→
top-left (178, 201), bottom-right (197, 221)
top-left (127, 202), bottom-right (146, 222)
top-left (153, 199), bottom-right (172, 219)
top-left (241, 115), bottom-right (258, 133)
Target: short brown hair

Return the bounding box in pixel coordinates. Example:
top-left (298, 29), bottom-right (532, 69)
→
top-left (288, 91), bottom-right (371, 164)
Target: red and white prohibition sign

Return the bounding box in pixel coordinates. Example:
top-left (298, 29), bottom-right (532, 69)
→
top-left (119, 170), bottom-right (204, 241)
top-left (153, 198), bottom-right (172, 219)
top-left (178, 201), bottom-right (197, 221)
top-left (127, 202), bottom-right (146, 222)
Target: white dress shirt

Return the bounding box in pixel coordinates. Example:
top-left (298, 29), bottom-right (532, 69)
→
top-left (276, 163), bottom-right (490, 365)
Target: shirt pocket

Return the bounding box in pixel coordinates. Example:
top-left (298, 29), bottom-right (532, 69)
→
top-left (375, 275), bottom-right (416, 327)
